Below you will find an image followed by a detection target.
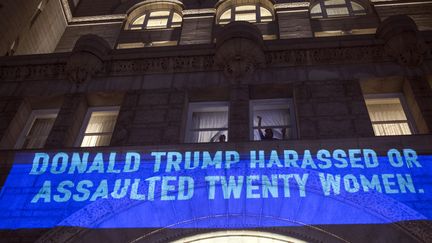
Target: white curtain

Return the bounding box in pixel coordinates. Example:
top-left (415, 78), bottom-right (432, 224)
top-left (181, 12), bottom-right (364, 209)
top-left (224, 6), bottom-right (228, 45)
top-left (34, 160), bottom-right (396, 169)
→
top-left (191, 111), bottom-right (228, 143)
top-left (24, 118), bottom-right (55, 148)
top-left (81, 114), bottom-right (117, 147)
top-left (253, 109), bottom-right (290, 140)
top-left (367, 103), bottom-right (411, 136)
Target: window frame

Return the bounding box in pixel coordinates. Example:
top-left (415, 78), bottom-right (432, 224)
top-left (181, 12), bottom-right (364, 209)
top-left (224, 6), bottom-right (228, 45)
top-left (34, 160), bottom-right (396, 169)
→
top-left (249, 98), bottom-right (297, 141)
top-left (310, 0), bottom-right (367, 19)
top-left (129, 9), bottom-right (182, 30)
top-left (15, 109), bottom-right (59, 149)
top-left (75, 106), bottom-right (120, 147)
top-left (185, 102), bottom-right (230, 143)
top-left (364, 93), bottom-right (417, 136)
top-left (218, 4), bottom-right (273, 25)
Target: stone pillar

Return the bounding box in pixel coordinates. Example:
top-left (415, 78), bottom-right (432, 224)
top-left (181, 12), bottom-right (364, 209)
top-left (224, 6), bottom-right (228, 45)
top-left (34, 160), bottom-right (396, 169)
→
top-left (229, 84), bottom-right (250, 142)
top-left (404, 75), bottom-right (432, 133)
top-left (45, 94), bottom-right (87, 148)
top-left (214, 22), bottom-right (265, 142)
top-left (0, 98), bottom-right (31, 149)
top-left (295, 79), bottom-right (374, 139)
top-left (275, 2), bottom-right (313, 39)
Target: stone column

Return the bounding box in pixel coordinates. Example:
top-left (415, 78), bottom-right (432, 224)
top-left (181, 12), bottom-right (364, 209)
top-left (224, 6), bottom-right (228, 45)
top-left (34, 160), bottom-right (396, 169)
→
top-left (214, 22), bottom-right (265, 142)
top-left (228, 84), bottom-right (250, 142)
top-left (45, 94), bottom-right (87, 148)
top-left (404, 75), bottom-right (432, 133)
top-left (0, 98), bottom-right (31, 149)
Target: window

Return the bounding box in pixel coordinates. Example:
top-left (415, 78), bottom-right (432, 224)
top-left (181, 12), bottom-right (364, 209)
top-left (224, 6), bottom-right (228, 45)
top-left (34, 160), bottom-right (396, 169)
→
top-left (218, 4), bottom-right (273, 25)
top-left (186, 102), bottom-right (229, 143)
top-left (129, 9), bottom-right (182, 30)
top-left (250, 99), bottom-right (297, 141)
top-left (310, 0), bottom-right (367, 19)
top-left (77, 107), bottom-right (119, 147)
top-left (15, 109), bottom-right (58, 149)
top-left (365, 94), bottom-right (415, 136)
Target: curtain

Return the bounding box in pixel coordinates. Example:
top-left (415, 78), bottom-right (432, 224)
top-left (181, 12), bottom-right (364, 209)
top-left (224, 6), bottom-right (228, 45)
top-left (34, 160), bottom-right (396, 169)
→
top-left (253, 109), bottom-right (290, 140)
top-left (367, 103), bottom-right (411, 136)
top-left (24, 118), bottom-right (56, 149)
top-left (81, 114), bottom-right (117, 147)
top-left (191, 111), bottom-right (228, 143)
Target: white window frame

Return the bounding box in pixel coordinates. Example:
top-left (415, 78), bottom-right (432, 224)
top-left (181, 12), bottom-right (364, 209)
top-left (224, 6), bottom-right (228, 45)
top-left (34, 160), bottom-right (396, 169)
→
top-left (128, 9), bottom-right (182, 30)
top-left (249, 98), bottom-right (297, 140)
top-left (310, 0), bottom-right (367, 19)
top-left (364, 93), bottom-right (417, 136)
top-left (185, 102), bottom-right (229, 143)
top-left (75, 106), bottom-right (120, 147)
top-left (218, 4), bottom-right (273, 25)
top-left (15, 109), bottom-right (59, 149)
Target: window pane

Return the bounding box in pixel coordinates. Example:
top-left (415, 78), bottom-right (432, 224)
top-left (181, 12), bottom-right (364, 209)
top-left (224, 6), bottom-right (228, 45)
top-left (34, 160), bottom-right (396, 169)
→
top-left (150, 11), bottom-right (170, 17)
top-left (311, 4), bottom-right (322, 14)
top-left (191, 130), bottom-right (228, 143)
top-left (351, 2), bottom-right (365, 11)
top-left (192, 111), bottom-right (228, 129)
top-left (235, 12), bottom-right (256, 22)
top-left (132, 15), bottom-right (145, 25)
top-left (24, 117), bottom-right (56, 149)
top-left (325, 0), bottom-right (347, 6)
top-left (260, 7), bottom-right (272, 17)
top-left (372, 123), bottom-right (411, 136)
top-left (366, 97), bottom-right (412, 136)
top-left (146, 18), bottom-right (168, 28)
top-left (85, 112), bottom-right (118, 133)
top-left (253, 109), bottom-right (290, 127)
top-left (235, 5), bottom-right (256, 11)
top-left (326, 7), bottom-right (349, 16)
top-left (366, 98), bottom-right (408, 122)
top-left (81, 135), bottom-right (112, 147)
top-left (172, 13), bottom-right (182, 23)
top-left (220, 9), bottom-right (231, 20)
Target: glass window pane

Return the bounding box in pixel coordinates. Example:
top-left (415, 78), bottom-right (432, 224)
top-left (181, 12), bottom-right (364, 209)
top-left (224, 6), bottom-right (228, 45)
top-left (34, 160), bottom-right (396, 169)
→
top-left (85, 112), bottom-right (118, 133)
top-left (132, 15), bottom-right (145, 25)
top-left (311, 4), bottom-right (322, 14)
top-left (192, 111), bottom-right (228, 129)
top-left (325, 0), bottom-right (347, 6)
top-left (150, 11), bottom-right (170, 17)
top-left (260, 7), bottom-right (272, 17)
top-left (326, 7), bottom-right (349, 16)
top-left (372, 123), bottom-right (411, 136)
top-left (351, 2), bottom-right (365, 11)
top-left (235, 12), bottom-right (256, 22)
top-left (235, 5), bottom-right (256, 11)
top-left (220, 9), bottom-right (231, 20)
top-left (81, 135), bottom-right (112, 147)
top-left (366, 98), bottom-right (408, 122)
top-left (172, 13), bottom-right (182, 23)
top-left (24, 117), bottom-right (56, 149)
top-left (191, 130), bottom-right (228, 143)
top-left (146, 18), bottom-right (168, 28)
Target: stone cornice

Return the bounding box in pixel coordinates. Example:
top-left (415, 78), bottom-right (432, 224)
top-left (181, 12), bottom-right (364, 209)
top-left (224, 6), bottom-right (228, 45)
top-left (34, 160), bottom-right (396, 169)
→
top-left (0, 41), bottom-right (431, 82)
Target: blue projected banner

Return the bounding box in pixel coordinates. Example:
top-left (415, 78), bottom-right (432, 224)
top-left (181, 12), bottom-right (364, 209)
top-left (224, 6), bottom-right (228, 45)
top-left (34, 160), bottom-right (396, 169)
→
top-left (0, 148), bottom-right (431, 229)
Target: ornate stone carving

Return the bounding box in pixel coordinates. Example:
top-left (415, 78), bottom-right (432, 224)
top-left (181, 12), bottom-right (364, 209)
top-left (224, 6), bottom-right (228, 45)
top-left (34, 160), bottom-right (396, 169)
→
top-left (376, 15), bottom-right (429, 67)
top-left (65, 34), bottom-right (111, 86)
top-left (214, 22), bottom-right (266, 82)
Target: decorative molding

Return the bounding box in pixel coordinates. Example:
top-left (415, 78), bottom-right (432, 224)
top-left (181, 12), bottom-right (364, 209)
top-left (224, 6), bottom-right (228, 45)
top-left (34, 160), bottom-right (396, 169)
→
top-left (60, 0), bottom-right (125, 24)
top-left (274, 2), bottom-right (310, 10)
top-left (1, 42), bottom-right (432, 82)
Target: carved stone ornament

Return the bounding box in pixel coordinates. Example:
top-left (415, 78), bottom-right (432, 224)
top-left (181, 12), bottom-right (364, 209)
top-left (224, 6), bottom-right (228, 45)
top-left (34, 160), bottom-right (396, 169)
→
top-left (65, 34), bottom-right (111, 86)
top-left (376, 15), bottom-right (428, 67)
top-left (214, 22), bottom-right (266, 82)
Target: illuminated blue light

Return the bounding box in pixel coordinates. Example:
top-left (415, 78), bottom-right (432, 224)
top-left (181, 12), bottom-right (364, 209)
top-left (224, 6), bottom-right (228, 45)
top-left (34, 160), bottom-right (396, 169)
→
top-left (0, 149), bottom-right (431, 229)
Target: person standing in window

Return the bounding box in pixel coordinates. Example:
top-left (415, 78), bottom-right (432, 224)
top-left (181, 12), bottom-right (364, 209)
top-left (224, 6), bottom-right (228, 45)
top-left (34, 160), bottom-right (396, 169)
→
top-left (257, 116), bottom-right (286, 140)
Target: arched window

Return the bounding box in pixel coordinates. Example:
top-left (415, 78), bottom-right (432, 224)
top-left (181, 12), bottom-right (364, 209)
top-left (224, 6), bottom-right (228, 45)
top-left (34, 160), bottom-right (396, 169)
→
top-left (129, 9), bottom-right (182, 30)
top-left (218, 4), bottom-right (273, 25)
top-left (310, 0), bottom-right (367, 19)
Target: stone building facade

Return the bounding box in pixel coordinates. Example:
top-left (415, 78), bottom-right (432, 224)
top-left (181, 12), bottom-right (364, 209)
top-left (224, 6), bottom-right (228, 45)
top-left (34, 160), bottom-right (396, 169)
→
top-left (0, 0), bottom-right (432, 242)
